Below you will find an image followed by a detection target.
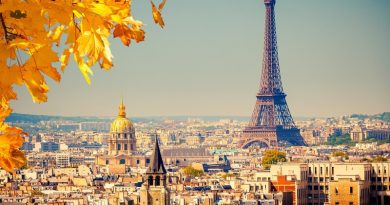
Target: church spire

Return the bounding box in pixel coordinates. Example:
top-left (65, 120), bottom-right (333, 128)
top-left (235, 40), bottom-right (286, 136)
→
top-left (147, 135), bottom-right (166, 174)
top-left (118, 97), bottom-right (126, 118)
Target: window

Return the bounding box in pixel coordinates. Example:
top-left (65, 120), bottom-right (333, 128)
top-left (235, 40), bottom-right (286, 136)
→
top-left (148, 176), bottom-right (153, 186)
top-left (146, 159), bottom-right (150, 163)
top-left (335, 202), bottom-right (339, 205)
top-left (320, 167), bottom-right (323, 175)
top-left (350, 187), bottom-right (353, 194)
top-left (136, 159), bottom-right (140, 164)
top-left (335, 188), bottom-right (339, 195)
top-left (124, 134), bottom-right (127, 139)
top-left (117, 144), bottom-right (121, 150)
top-left (332, 167), bottom-right (334, 175)
top-left (315, 167), bottom-right (317, 175)
top-left (124, 144), bottom-right (128, 150)
top-left (349, 203), bottom-right (353, 205)
top-left (105, 160), bottom-right (109, 165)
top-left (309, 167), bottom-right (312, 175)
top-left (120, 159), bottom-right (125, 164)
top-left (155, 176), bottom-right (161, 186)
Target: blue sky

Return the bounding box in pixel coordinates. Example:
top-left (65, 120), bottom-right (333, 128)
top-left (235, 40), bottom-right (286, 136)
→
top-left (11, 0), bottom-right (390, 117)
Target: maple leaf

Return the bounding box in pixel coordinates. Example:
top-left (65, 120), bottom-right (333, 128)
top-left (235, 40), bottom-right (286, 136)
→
top-left (114, 24), bottom-right (132, 46)
top-left (77, 31), bottom-right (105, 63)
top-left (151, 0), bottom-right (167, 28)
top-left (26, 46), bottom-right (61, 82)
top-left (0, 0), bottom-right (168, 173)
top-left (60, 48), bottom-right (71, 72)
top-left (0, 99), bottom-right (12, 123)
top-left (73, 51), bottom-right (93, 85)
top-left (0, 125), bottom-right (26, 172)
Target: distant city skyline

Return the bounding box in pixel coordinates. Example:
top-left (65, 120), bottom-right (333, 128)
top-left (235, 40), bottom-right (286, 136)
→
top-left (11, 0), bottom-right (390, 118)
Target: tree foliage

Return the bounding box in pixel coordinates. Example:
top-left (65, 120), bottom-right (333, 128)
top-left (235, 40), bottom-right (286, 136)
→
top-left (326, 134), bottom-right (352, 145)
top-left (261, 149), bottom-right (286, 170)
top-left (331, 151), bottom-right (348, 158)
top-left (181, 166), bottom-right (204, 177)
top-left (372, 156), bottom-right (388, 162)
top-left (0, 0), bottom-right (167, 172)
top-left (31, 189), bottom-right (45, 196)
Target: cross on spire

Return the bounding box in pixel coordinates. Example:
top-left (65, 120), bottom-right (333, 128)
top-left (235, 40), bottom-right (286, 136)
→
top-left (118, 97), bottom-right (126, 118)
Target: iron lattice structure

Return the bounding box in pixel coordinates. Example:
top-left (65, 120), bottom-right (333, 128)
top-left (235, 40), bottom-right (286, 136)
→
top-left (239, 0), bottom-right (306, 148)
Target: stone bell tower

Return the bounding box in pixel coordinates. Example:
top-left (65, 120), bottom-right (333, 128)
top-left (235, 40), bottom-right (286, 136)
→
top-left (140, 136), bottom-right (169, 205)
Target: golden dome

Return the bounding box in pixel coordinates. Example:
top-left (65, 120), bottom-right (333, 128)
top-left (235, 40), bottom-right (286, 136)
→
top-left (110, 98), bottom-right (133, 133)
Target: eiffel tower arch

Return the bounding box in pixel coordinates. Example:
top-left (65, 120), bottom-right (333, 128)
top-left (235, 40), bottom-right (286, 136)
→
top-left (239, 0), bottom-right (306, 148)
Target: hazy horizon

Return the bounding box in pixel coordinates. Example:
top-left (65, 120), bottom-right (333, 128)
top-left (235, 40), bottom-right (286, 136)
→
top-left (11, 0), bottom-right (390, 118)
top-left (9, 112), bottom-right (388, 120)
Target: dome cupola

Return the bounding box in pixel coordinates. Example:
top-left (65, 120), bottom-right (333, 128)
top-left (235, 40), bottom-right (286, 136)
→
top-left (110, 98), bottom-right (133, 133)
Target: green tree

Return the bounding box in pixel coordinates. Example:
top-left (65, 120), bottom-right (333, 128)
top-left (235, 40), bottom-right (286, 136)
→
top-left (181, 166), bottom-right (204, 177)
top-left (372, 156), bottom-right (388, 162)
top-left (31, 190), bottom-right (44, 196)
top-left (326, 134), bottom-right (351, 145)
top-left (261, 149), bottom-right (286, 170)
top-left (332, 151), bottom-right (348, 159)
top-left (221, 173), bottom-right (236, 179)
top-left (361, 158), bottom-right (372, 162)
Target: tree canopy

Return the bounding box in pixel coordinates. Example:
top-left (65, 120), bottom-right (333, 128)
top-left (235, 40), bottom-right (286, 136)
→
top-left (0, 0), bottom-right (167, 172)
top-left (326, 134), bottom-right (352, 145)
top-left (261, 149), bottom-right (287, 170)
top-left (181, 166), bottom-right (204, 177)
top-left (372, 156), bottom-right (388, 162)
top-left (331, 151), bottom-right (348, 159)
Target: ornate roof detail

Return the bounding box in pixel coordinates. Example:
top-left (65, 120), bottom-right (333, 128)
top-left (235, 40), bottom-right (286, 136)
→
top-left (110, 98), bottom-right (133, 133)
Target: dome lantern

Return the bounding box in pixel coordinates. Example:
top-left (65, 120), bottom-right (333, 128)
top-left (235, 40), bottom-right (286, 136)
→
top-left (110, 98), bottom-right (133, 133)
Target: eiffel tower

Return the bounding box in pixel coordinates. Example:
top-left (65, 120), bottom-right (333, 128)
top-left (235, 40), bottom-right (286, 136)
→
top-left (239, 0), bottom-right (306, 148)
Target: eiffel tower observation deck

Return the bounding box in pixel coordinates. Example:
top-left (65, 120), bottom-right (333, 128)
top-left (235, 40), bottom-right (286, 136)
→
top-left (239, 0), bottom-right (306, 148)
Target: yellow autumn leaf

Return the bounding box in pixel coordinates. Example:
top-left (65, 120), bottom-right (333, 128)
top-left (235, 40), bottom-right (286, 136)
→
top-left (77, 31), bottom-right (105, 63)
top-left (113, 23), bottom-right (132, 46)
top-left (0, 125), bottom-right (26, 172)
top-left (48, 25), bottom-right (65, 45)
top-left (74, 52), bottom-right (93, 85)
top-left (60, 48), bottom-right (72, 72)
top-left (0, 99), bottom-right (12, 123)
top-left (0, 0), bottom-right (168, 173)
top-left (21, 64), bottom-right (50, 103)
top-left (151, 0), bottom-right (167, 28)
top-left (26, 46), bottom-right (61, 82)
top-left (88, 3), bottom-right (113, 17)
